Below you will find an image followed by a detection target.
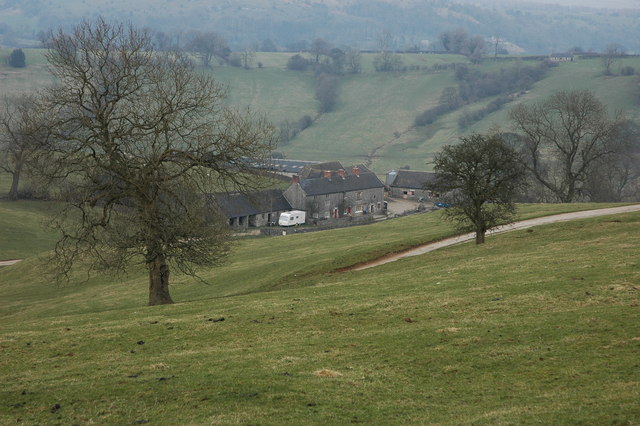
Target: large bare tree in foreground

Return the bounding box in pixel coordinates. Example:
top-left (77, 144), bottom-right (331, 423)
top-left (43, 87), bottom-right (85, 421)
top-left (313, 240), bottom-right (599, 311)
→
top-left (41, 19), bottom-right (275, 305)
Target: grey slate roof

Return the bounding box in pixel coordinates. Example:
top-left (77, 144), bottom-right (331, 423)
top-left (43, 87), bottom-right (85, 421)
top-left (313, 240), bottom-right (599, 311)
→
top-left (299, 171), bottom-right (384, 196)
top-left (300, 161), bottom-right (346, 179)
top-left (215, 189), bottom-right (291, 218)
top-left (390, 170), bottom-right (437, 189)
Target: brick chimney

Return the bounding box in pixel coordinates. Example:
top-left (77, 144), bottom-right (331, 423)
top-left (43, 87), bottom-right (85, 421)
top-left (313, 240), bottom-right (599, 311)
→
top-left (323, 170), bottom-right (332, 179)
top-left (291, 175), bottom-right (300, 184)
top-left (352, 167), bottom-right (360, 177)
top-left (338, 169), bottom-right (345, 178)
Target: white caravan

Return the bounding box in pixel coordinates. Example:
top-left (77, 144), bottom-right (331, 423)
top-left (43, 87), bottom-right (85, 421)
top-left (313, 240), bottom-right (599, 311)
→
top-left (278, 210), bottom-right (306, 226)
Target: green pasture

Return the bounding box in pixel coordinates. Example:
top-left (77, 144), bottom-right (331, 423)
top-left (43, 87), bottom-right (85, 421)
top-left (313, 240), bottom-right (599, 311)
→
top-left (236, 55), bottom-right (640, 171)
top-left (0, 200), bottom-right (61, 260)
top-left (0, 201), bottom-right (638, 424)
top-left (0, 201), bottom-right (624, 315)
top-left (284, 71), bottom-right (456, 167)
top-left (1, 51), bottom-right (639, 173)
top-left (207, 65), bottom-right (318, 125)
top-left (0, 48), bottom-right (52, 96)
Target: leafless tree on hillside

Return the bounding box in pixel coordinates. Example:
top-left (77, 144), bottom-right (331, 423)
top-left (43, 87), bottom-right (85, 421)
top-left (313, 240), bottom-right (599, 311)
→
top-left (0, 95), bottom-right (52, 200)
top-left (186, 31), bottom-right (229, 67)
top-left (39, 19), bottom-right (275, 305)
top-left (510, 90), bottom-right (626, 203)
top-left (602, 43), bottom-right (625, 76)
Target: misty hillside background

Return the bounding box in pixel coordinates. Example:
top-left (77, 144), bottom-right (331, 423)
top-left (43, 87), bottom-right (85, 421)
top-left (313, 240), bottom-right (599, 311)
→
top-left (1, 0), bottom-right (639, 53)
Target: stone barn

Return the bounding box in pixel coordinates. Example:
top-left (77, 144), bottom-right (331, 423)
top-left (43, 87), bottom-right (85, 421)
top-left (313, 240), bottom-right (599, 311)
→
top-left (284, 162), bottom-right (385, 221)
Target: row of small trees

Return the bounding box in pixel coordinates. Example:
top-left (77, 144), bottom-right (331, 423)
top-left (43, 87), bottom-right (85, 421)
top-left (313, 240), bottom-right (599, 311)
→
top-left (415, 62), bottom-right (551, 127)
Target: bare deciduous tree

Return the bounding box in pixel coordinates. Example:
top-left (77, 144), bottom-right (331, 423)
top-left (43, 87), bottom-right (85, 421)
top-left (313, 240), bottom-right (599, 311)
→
top-left (374, 30), bottom-right (403, 72)
top-left (439, 28), bottom-right (468, 53)
top-left (309, 38), bottom-right (332, 63)
top-left (510, 90), bottom-right (625, 203)
top-left (239, 47), bottom-right (256, 69)
top-left (186, 31), bottom-right (229, 67)
top-left (601, 43), bottom-right (625, 76)
top-left (345, 48), bottom-right (362, 74)
top-left (0, 95), bottom-right (51, 200)
top-left (40, 19), bottom-right (275, 305)
top-left (583, 120), bottom-right (640, 202)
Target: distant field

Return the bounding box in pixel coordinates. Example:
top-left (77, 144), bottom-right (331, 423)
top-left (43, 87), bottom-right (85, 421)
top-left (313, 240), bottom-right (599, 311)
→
top-left (0, 48), bottom-right (52, 95)
top-left (211, 55), bottom-right (640, 172)
top-left (2, 50), bottom-right (639, 173)
top-left (0, 200), bottom-right (61, 259)
top-left (0, 201), bottom-right (638, 424)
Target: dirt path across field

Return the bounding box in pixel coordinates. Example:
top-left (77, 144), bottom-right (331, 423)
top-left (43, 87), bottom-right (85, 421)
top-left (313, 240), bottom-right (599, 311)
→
top-left (347, 204), bottom-right (640, 272)
top-left (0, 259), bottom-right (22, 267)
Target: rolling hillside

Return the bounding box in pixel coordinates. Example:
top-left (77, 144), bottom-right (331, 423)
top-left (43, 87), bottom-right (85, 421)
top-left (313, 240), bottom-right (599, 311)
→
top-left (1, 49), bottom-right (640, 175)
top-left (0, 201), bottom-right (638, 423)
top-left (1, 0), bottom-right (639, 53)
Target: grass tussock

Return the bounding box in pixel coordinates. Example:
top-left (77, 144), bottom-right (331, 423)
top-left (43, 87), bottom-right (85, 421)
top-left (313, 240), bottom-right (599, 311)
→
top-left (313, 369), bottom-right (343, 378)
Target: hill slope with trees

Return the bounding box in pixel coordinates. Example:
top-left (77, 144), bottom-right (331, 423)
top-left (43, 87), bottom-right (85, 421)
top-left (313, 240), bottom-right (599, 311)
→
top-left (1, 0), bottom-right (639, 54)
top-left (2, 48), bottom-right (640, 176)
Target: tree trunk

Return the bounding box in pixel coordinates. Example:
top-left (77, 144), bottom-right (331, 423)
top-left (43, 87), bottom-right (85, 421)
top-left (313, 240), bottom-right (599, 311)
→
top-left (148, 256), bottom-right (173, 306)
top-left (8, 166), bottom-right (21, 201)
top-left (475, 227), bottom-right (486, 244)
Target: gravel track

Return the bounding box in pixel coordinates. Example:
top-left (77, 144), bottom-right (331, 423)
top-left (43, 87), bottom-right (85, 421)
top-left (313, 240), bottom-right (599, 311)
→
top-left (348, 204), bottom-right (640, 271)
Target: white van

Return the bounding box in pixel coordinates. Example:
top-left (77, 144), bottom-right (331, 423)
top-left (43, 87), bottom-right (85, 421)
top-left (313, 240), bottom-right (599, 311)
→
top-left (278, 210), bottom-right (306, 226)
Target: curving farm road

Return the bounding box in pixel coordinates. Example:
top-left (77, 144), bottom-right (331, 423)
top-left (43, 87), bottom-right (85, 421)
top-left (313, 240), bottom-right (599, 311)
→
top-left (349, 204), bottom-right (640, 271)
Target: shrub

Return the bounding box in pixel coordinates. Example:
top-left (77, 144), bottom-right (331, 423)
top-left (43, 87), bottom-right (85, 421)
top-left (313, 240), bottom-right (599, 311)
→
top-left (8, 48), bottom-right (26, 67)
top-left (287, 54), bottom-right (310, 71)
top-left (620, 66), bottom-right (635, 76)
top-left (315, 73), bottom-right (339, 113)
top-left (228, 53), bottom-right (242, 67)
top-left (298, 115), bottom-right (313, 130)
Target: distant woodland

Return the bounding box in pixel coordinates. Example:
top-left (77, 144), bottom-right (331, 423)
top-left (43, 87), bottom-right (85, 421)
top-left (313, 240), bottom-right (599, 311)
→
top-left (1, 0), bottom-right (639, 54)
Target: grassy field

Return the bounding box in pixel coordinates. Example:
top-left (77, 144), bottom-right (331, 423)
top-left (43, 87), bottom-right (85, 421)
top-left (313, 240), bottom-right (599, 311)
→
top-left (2, 50), bottom-right (640, 174)
top-left (0, 48), bottom-right (52, 95)
top-left (0, 200), bottom-right (61, 260)
top-left (174, 55), bottom-right (640, 173)
top-left (0, 201), bottom-right (638, 423)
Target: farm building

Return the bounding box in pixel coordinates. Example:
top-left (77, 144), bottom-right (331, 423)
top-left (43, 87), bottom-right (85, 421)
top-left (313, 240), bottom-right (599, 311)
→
top-left (549, 53), bottom-right (574, 62)
top-left (386, 170), bottom-right (437, 200)
top-left (284, 162), bottom-right (385, 220)
top-left (215, 189), bottom-right (292, 229)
